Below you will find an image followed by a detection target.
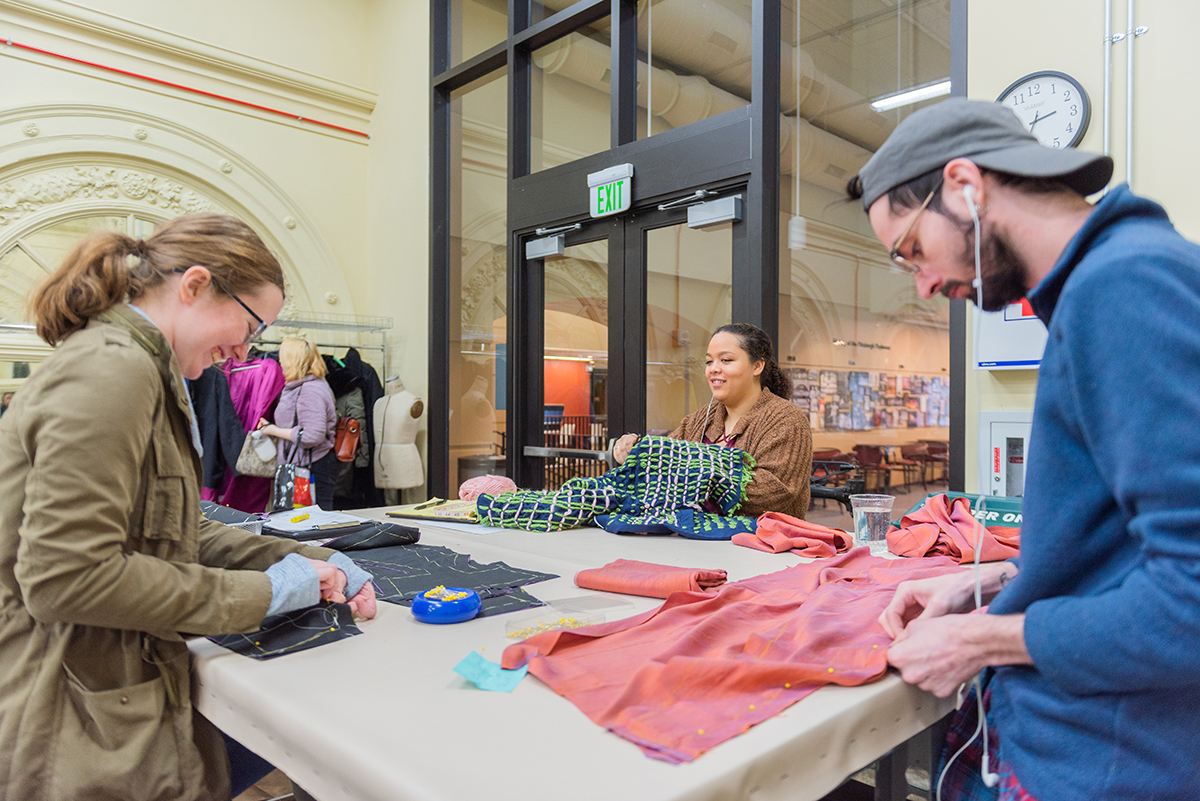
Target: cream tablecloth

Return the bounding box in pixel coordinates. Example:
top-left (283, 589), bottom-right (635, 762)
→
top-left (189, 512), bottom-right (952, 801)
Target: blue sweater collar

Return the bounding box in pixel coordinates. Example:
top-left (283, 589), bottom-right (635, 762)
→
top-left (1026, 184), bottom-right (1170, 325)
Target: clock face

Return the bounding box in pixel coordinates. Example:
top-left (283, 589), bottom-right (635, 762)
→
top-left (997, 71), bottom-right (1090, 149)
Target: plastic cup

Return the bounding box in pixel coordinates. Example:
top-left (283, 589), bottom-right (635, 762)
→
top-left (850, 494), bottom-right (895, 556)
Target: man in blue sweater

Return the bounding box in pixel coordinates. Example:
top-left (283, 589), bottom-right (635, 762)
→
top-left (849, 98), bottom-right (1200, 800)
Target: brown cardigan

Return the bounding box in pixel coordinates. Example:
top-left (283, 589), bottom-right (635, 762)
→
top-left (668, 386), bottom-right (812, 519)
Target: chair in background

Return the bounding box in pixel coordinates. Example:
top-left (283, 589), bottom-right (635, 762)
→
top-left (852, 445), bottom-right (891, 493)
top-left (923, 440), bottom-right (950, 484)
top-left (896, 442), bottom-right (930, 493)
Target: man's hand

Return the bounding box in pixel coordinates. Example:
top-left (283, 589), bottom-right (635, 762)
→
top-left (887, 613), bottom-right (1031, 697)
top-left (878, 562), bottom-right (1017, 638)
top-left (878, 569), bottom-right (976, 638)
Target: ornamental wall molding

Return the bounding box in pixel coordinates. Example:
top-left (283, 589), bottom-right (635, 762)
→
top-left (0, 165), bottom-right (219, 227)
top-left (0, 105), bottom-right (353, 321)
top-left (1, 0), bottom-right (376, 131)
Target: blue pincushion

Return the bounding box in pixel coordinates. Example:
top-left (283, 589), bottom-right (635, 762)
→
top-left (411, 585), bottom-right (482, 624)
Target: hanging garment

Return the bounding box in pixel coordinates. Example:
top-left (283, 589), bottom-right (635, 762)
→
top-left (502, 550), bottom-right (961, 764)
top-left (189, 365), bottom-right (246, 493)
top-left (219, 358), bottom-right (286, 512)
top-left (733, 512), bottom-right (854, 558)
top-left (477, 436), bottom-right (756, 537)
top-left (887, 494), bottom-right (1020, 563)
top-left (575, 559), bottom-right (727, 598)
top-left (340, 348), bottom-right (386, 507)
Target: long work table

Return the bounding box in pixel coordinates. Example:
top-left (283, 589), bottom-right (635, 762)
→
top-left (188, 510), bottom-right (953, 801)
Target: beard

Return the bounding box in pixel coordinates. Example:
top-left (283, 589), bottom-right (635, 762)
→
top-left (940, 221), bottom-right (1030, 312)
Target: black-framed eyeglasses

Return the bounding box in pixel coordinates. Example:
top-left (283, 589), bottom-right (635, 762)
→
top-left (887, 180), bottom-right (943, 276)
top-left (174, 267), bottom-right (268, 345)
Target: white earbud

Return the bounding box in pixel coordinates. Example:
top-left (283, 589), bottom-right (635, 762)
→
top-left (962, 184), bottom-right (978, 215)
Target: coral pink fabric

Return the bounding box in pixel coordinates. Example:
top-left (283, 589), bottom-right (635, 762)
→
top-left (733, 512), bottom-right (854, 557)
top-left (459, 474), bottom-right (518, 501)
top-left (503, 550), bottom-right (961, 763)
top-left (574, 559), bottom-right (727, 598)
top-left (887, 494), bottom-right (1020, 564)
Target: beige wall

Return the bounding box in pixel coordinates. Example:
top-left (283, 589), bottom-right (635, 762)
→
top-left (966, 0), bottom-right (1200, 492)
top-left (0, 0), bottom-right (430, 495)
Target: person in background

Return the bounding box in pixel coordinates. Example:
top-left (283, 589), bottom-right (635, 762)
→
top-left (854, 98), bottom-right (1200, 800)
top-left (259, 337), bottom-right (338, 510)
top-left (612, 323), bottom-right (812, 518)
top-left (0, 391), bottom-right (12, 417)
top-left (0, 212), bottom-right (376, 801)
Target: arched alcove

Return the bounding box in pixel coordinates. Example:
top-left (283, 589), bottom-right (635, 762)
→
top-left (0, 104), bottom-right (352, 363)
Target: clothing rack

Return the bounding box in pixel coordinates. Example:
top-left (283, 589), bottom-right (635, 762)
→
top-left (265, 311), bottom-right (393, 377)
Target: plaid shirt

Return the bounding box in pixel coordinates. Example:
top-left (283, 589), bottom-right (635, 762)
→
top-left (936, 683), bottom-right (1040, 801)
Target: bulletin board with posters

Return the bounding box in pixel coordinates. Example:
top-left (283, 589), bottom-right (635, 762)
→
top-left (975, 298), bottom-right (1047, 370)
top-left (783, 368), bottom-right (950, 432)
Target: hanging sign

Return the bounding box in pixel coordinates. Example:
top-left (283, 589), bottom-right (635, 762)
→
top-left (587, 163), bottom-right (634, 218)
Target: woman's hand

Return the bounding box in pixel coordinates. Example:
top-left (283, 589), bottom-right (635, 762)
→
top-left (256, 417), bottom-right (269, 431)
top-left (612, 433), bottom-right (640, 465)
top-left (305, 558), bottom-right (348, 603)
top-left (348, 582), bottom-right (377, 620)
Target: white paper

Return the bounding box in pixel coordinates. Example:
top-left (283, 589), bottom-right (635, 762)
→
top-left (265, 505), bottom-right (369, 533)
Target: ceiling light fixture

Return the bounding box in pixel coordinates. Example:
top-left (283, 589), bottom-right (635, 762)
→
top-left (870, 80), bottom-right (952, 112)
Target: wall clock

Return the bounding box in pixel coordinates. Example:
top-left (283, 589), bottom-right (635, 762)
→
top-left (996, 71), bottom-right (1090, 149)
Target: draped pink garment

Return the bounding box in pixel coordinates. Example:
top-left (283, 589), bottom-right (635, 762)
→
top-left (574, 559), bottom-right (727, 598)
top-left (503, 549), bottom-right (960, 763)
top-left (214, 358), bottom-right (285, 512)
top-left (886, 494), bottom-right (1020, 564)
top-left (733, 511), bottom-right (854, 557)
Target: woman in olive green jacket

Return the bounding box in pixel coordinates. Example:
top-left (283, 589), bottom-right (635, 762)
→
top-left (0, 213), bottom-right (375, 801)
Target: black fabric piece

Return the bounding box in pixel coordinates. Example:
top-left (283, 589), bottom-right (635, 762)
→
top-left (190, 366), bottom-right (246, 490)
top-left (350, 544), bottom-right (556, 617)
top-left (208, 602), bottom-right (360, 660)
top-left (320, 522), bottom-right (420, 551)
top-left (199, 501), bottom-right (265, 526)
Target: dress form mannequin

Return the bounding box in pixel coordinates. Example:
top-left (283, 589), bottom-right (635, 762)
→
top-left (373, 377), bottom-right (424, 489)
top-left (458, 374), bottom-right (495, 451)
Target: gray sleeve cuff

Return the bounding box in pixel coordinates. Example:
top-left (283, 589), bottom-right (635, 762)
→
top-left (264, 552), bottom-right (320, 618)
top-left (327, 551), bottom-right (372, 599)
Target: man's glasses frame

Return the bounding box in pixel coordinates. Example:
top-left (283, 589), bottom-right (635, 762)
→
top-left (888, 180), bottom-right (943, 275)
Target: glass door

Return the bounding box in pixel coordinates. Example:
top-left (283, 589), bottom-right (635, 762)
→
top-left (643, 217), bottom-right (734, 435)
top-left (510, 191), bottom-right (742, 491)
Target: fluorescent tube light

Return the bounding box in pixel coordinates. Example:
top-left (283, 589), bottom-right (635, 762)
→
top-left (870, 80), bottom-right (952, 112)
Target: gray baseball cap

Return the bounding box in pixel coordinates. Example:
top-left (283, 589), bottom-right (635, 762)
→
top-left (856, 98), bottom-right (1113, 211)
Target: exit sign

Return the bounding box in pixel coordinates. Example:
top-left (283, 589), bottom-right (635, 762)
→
top-left (587, 163), bottom-right (633, 218)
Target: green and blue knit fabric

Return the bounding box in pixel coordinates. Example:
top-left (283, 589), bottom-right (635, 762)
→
top-left (475, 436), bottom-right (757, 538)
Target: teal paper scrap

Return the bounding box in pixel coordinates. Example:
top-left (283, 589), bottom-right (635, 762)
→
top-left (453, 651), bottom-right (527, 692)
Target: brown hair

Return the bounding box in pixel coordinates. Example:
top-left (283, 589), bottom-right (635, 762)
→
top-left (29, 211), bottom-right (285, 345)
top-left (712, 323), bottom-right (791, 400)
top-left (279, 337), bottom-right (326, 383)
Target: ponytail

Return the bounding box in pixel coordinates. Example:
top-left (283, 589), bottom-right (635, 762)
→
top-left (28, 231), bottom-right (156, 344)
top-left (28, 211), bottom-right (284, 346)
top-left (759, 360), bottom-right (791, 399)
top-left (713, 322), bottom-right (791, 399)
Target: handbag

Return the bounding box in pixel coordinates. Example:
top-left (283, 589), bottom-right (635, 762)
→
top-left (334, 416), bottom-right (361, 463)
top-left (235, 430), bottom-right (277, 478)
top-left (272, 388), bottom-right (314, 511)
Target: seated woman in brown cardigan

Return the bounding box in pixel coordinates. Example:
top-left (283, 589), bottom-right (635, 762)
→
top-left (612, 323), bottom-right (813, 519)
